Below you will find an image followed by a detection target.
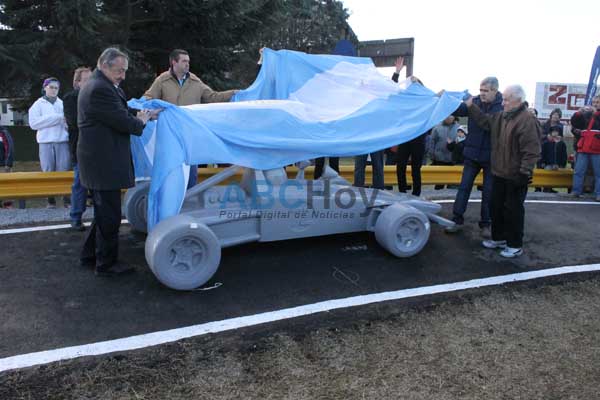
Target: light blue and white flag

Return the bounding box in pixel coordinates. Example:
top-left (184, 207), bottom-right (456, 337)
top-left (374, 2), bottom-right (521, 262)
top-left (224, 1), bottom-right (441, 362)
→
top-left (130, 48), bottom-right (464, 230)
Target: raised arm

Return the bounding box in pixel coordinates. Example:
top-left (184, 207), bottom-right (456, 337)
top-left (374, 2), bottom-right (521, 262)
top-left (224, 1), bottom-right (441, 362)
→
top-left (466, 97), bottom-right (493, 132)
top-left (391, 56), bottom-right (404, 83)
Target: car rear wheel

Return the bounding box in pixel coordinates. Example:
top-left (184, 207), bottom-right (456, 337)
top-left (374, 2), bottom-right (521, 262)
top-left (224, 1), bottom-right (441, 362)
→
top-left (124, 181), bottom-right (150, 233)
top-left (375, 204), bottom-right (430, 258)
top-left (145, 215), bottom-right (221, 290)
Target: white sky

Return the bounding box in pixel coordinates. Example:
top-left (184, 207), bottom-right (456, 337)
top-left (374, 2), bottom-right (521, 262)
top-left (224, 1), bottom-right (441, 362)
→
top-left (343, 0), bottom-right (600, 104)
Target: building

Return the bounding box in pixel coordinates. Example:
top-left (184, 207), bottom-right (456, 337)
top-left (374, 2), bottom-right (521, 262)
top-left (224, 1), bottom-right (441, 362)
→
top-left (0, 98), bottom-right (28, 126)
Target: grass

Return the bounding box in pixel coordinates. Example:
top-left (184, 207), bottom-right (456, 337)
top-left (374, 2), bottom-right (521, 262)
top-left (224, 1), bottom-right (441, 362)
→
top-left (2, 277), bottom-right (599, 399)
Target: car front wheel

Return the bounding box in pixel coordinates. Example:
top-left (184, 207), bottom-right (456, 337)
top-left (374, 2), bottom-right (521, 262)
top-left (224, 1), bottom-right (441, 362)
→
top-left (375, 204), bottom-right (431, 258)
top-left (145, 215), bottom-right (221, 290)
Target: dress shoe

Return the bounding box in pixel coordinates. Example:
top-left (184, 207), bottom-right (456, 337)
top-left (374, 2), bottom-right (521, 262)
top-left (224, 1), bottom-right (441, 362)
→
top-left (80, 257), bottom-right (96, 268)
top-left (95, 263), bottom-right (135, 277)
top-left (71, 220), bottom-right (85, 231)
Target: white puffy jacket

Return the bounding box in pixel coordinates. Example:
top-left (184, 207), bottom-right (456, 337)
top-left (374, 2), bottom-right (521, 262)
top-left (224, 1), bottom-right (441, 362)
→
top-left (28, 97), bottom-right (69, 143)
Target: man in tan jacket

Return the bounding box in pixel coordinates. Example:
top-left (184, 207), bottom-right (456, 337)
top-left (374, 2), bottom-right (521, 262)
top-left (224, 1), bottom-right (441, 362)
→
top-left (144, 49), bottom-right (238, 186)
top-left (465, 85), bottom-right (541, 258)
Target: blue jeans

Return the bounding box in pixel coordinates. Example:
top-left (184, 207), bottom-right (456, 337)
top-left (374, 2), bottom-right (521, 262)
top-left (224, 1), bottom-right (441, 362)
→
top-left (572, 153), bottom-right (600, 195)
top-left (452, 158), bottom-right (492, 227)
top-left (70, 163), bottom-right (87, 222)
top-left (354, 151), bottom-right (385, 189)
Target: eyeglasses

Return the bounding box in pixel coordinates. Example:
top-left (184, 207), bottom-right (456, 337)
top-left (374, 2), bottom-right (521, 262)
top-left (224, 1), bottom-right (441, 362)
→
top-left (46, 86), bottom-right (59, 90)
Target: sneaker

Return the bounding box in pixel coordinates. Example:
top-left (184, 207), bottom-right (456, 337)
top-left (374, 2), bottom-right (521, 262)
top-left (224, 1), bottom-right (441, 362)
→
top-left (480, 226), bottom-right (492, 239)
top-left (46, 203), bottom-right (56, 209)
top-left (444, 222), bottom-right (463, 234)
top-left (500, 247), bottom-right (523, 258)
top-left (482, 239), bottom-right (507, 249)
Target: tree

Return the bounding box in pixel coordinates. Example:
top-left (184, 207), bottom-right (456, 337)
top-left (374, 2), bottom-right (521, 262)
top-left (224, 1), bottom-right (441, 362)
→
top-left (0, 0), bottom-right (113, 109)
top-left (0, 0), bottom-right (355, 108)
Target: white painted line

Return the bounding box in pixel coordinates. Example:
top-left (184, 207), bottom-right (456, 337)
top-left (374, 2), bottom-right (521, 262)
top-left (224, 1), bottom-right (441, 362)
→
top-left (1, 263), bottom-right (599, 373)
top-left (433, 199), bottom-right (599, 205)
top-left (0, 220), bottom-right (128, 235)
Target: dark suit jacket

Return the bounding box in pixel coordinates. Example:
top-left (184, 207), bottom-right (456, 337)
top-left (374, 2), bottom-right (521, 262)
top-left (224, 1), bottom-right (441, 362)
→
top-left (63, 89), bottom-right (79, 163)
top-left (77, 69), bottom-right (145, 190)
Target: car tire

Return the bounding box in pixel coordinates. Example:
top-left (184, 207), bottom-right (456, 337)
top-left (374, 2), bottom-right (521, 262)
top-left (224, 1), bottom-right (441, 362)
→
top-left (375, 204), bottom-right (431, 258)
top-left (145, 215), bottom-right (221, 290)
top-left (124, 181), bottom-right (150, 233)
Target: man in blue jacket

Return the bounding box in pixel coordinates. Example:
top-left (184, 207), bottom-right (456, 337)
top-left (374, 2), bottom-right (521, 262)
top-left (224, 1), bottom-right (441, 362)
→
top-left (445, 77), bottom-right (503, 237)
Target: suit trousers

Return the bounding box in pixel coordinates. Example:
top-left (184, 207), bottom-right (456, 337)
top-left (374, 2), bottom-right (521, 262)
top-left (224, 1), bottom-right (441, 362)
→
top-left (490, 175), bottom-right (528, 248)
top-left (81, 189), bottom-right (122, 267)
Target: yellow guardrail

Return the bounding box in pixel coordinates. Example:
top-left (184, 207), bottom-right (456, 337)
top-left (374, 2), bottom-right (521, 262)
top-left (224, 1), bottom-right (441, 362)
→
top-left (0, 166), bottom-right (574, 199)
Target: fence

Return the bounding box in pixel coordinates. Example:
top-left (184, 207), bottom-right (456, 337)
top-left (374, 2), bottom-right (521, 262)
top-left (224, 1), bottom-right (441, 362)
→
top-left (0, 166), bottom-right (574, 199)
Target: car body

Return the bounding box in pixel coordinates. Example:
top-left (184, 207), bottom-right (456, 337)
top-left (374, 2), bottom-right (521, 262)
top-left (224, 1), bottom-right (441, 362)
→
top-left (125, 165), bottom-right (455, 290)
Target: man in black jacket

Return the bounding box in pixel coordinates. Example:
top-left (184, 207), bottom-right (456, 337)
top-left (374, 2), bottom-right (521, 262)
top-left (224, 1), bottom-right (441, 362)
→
top-left (77, 48), bottom-right (151, 276)
top-left (63, 67), bottom-right (92, 231)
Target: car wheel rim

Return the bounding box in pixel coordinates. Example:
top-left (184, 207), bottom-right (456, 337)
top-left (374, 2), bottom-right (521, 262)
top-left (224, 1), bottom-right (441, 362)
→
top-left (395, 217), bottom-right (423, 250)
top-left (169, 237), bottom-right (206, 274)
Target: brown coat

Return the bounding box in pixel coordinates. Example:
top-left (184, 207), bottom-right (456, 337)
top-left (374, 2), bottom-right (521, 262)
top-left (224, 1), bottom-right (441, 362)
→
top-left (468, 103), bottom-right (541, 179)
top-left (143, 71), bottom-right (236, 106)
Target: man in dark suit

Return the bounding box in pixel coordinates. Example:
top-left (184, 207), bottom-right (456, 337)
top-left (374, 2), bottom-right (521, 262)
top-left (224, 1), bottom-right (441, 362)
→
top-left (77, 47), bottom-right (151, 276)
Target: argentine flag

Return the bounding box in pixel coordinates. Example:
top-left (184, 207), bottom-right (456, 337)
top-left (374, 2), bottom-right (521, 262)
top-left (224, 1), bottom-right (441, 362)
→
top-left (130, 48), bottom-right (464, 231)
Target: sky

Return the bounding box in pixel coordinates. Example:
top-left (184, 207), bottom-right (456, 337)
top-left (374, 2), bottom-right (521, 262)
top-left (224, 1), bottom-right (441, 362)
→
top-left (342, 0), bottom-right (600, 105)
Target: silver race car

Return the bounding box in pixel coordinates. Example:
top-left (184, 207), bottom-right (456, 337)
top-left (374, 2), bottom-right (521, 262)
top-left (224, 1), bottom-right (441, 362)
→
top-left (124, 164), bottom-right (455, 290)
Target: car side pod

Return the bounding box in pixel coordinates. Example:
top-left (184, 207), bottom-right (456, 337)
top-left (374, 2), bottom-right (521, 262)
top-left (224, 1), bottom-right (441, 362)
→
top-left (145, 214), bottom-right (221, 290)
top-left (374, 203), bottom-right (431, 258)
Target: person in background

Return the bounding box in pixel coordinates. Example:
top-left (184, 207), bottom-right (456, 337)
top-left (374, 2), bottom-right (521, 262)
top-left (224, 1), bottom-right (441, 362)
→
top-left (570, 100), bottom-right (600, 201)
top-left (143, 49), bottom-right (238, 188)
top-left (354, 151), bottom-right (385, 190)
top-left (571, 95), bottom-right (600, 195)
top-left (445, 77), bottom-right (503, 236)
top-left (465, 84), bottom-right (541, 258)
top-left (391, 56), bottom-right (428, 196)
top-left (542, 108), bottom-right (564, 138)
top-left (527, 107), bottom-right (551, 193)
top-left (447, 125), bottom-right (467, 165)
top-left (63, 67), bottom-right (92, 231)
top-left (28, 77), bottom-right (71, 208)
top-left (0, 126), bottom-right (15, 208)
top-left (314, 157), bottom-right (339, 179)
top-left (429, 115), bottom-right (459, 189)
top-left (541, 127), bottom-right (568, 170)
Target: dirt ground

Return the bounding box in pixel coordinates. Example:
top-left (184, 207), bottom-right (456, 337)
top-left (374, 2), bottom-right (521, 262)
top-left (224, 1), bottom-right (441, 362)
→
top-left (2, 275), bottom-right (599, 400)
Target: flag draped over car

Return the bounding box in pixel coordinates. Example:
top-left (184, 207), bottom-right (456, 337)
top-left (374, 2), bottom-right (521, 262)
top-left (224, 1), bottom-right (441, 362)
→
top-left (130, 48), bottom-right (464, 230)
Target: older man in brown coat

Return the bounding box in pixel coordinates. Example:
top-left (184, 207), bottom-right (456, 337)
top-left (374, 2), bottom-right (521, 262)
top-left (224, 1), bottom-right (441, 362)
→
top-left (465, 84), bottom-right (541, 258)
top-left (144, 49), bottom-right (238, 186)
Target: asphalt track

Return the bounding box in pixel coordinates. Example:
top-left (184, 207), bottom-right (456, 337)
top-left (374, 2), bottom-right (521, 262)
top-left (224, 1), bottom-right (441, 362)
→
top-left (0, 200), bottom-right (599, 364)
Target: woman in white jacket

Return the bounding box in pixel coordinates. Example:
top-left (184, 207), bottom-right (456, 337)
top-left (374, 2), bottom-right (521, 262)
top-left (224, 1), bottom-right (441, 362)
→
top-left (28, 77), bottom-right (71, 208)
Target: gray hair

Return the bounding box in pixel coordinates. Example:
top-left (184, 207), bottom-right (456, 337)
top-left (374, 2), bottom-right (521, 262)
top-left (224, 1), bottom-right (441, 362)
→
top-left (480, 76), bottom-right (499, 91)
top-left (97, 47), bottom-right (128, 68)
top-left (505, 84), bottom-right (527, 102)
